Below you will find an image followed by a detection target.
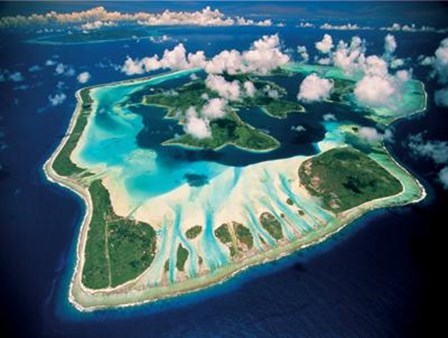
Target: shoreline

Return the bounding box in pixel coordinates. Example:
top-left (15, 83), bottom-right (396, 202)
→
top-left (43, 65), bottom-right (428, 312)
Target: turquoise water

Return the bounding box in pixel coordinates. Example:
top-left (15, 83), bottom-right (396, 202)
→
top-left (76, 70), bottom-right (228, 206)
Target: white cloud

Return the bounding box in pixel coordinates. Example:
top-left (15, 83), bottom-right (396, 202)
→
top-left (332, 36), bottom-right (366, 74)
top-left (384, 34), bottom-right (397, 56)
top-left (380, 23), bottom-right (448, 34)
top-left (353, 56), bottom-right (410, 109)
top-left (240, 34), bottom-right (290, 74)
top-left (204, 49), bottom-right (244, 75)
top-left (323, 113), bottom-right (337, 121)
top-left (320, 23), bottom-right (371, 31)
top-left (264, 85), bottom-right (279, 99)
top-left (183, 106), bottom-right (211, 139)
top-left (243, 81), bottom-right (256, 97)
top-left (0, 69), bottom-right (24, 83)
top-left (0, 6), bottom-right (271, 29)
top-left (358, 127), bottom-right (392, 143)
top-left (428, 38), bottom-right (448, 107)
top-left (121, 56), bottom-right (145, 75)
top-left (29, 65), bottom-right (41, 72)
top-left (297, 73), bottom-right (333, 102)
top-left (354, 75), bottom-right (396, 107)
top-left (297, 45), bottom-right (309, 63)
top-left (122, 34), bottom-right (288, 77)
top-left (390, 58), bottom-right (405, 69)
top-left (418, 55), bottom-right (434, 66)
top-left (48, 93), bottom-right (67, 106)
top-left (291, 125), bottom-right (306, 132)
top-left (81, 20), bottom-right (115, 30)
top-left (408, 133), bottom-right (448, 164)
top-left (317, 57), bottom-right (331, 65)
top-left (205, 74), bottom-right (241, 101)
top-left (438, 166), bottom-right (448, 189)
top-left (149, 34), bottom-right (171, 43)
top-left (77, 71), bottom-right (91, 84)
top-left (433, 37), bottom-right (448, 84)
top-left (45, 59), bottom-right (57, 66)
top-left (315, 34), bottom-right (334, 54)
top-left (121, 43), bottom-right (206, 75)
top-left (55, 63), bottom-right (75, 76)
top-left (9, 72), bottom-right (24, 82)
top-left (235, 16), bottom-right (272, 27)
top-left (299, 22), bottom-right (314, 28)
top-left (435, 87), bottom-right (448, 107)
top-left (408, 133), bottom-right (448, 190)
top-left (202, 98), bottom-right (227, 119)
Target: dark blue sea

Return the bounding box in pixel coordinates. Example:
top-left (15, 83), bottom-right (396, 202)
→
top-left (0, 2), bottom-right (447, 337)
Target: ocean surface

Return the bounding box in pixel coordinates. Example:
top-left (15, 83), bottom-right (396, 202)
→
top-left (0, 2), bottom-right (447, 337)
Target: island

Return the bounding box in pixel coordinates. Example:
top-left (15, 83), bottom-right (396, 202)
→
top-left (29, 26), bottom-right (161, 45)
top-left (44, 64), bottom-right (426, 311)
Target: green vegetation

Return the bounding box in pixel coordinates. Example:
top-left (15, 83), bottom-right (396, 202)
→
top-left (52, 88), bottom-right (92, 177)
top-left (233, 223), bottom-right (254, 250)
top-left (164, 112), bottom-right (279, 151)
top-left (164, 259), bottom-right (170, 273)
top-left (185, 225), bottom-right (202, 239)
top-left (82, 181), bottom-right (109, 289)
top-left (259, 212), bottom-right (284, 241)
top-left (298, 147), bottom-right (403, 212)
top-left (176, 244), bottom-right (189, 271)
top-left (82, 180), bottom-right (157, 289)
top-left (143, 77), bottom-right (304, 151)
top-left (144, 80), bottom-right (217, 118)
top-left (214, 224), bottom-right (232, 244)
top-left (329, 78), bottom-right (355, 103)
top-left (261, 99), bottom-right (305, 119)
top-left (214, 224), bottom-right (236, 257)
top-left (286, 198), bottom-right (294, 206)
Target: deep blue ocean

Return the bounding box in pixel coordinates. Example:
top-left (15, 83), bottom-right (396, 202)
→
top-left (1, 2), bottom-right (447, 337)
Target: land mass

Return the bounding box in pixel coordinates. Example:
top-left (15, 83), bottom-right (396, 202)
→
top-left (140, 75), bottom-right (304, 151)
top-left (44, 64), bottom-right (427, 311)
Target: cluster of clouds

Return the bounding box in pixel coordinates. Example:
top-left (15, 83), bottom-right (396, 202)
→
top-left (315, 34), bottom-right (334, 54)
top-left (48, 92), bottom-right (67, 106)
top-left (0, 6), bottom-right (273, 29)
top-left (408, 133), bottom-right (448, 189)
top-left (418, 38), bottom-right (448, 107)
top-left (291, 124), bottom-right (306, 132)
top-left (183, 75), bottom-right (261, 138)
top-left (311, 33), bottom-right (412, 110)
top-left (298, 21), bottom-right (447, 34)
top-left (319, 23), bottom-right (372, 31)
top-left (432, 38), bottom-right (448, 107)
top-left (124, 34), bottom-right (290, 139)
top-left (122, 34), bottom-right (289, 76)
top-left (148, 34), bottom-right (172, 44)
top-left (358, 127), bottom-right (393, 144)
top-left (0, 69), bottom-right (24, 83)
top-left (297, 74), bottom-right (333, 102)
top-left (297, 45), bottom-right (309, 63)
top-left (80, 20), bottom-right (116, 30)
top-left (54, 62), bottom-right (76, 77)
top-left (77, 71), bottom-right (91, 84)
top-left (3, 56), bottom-right (93, 110)
top-left (380, 23), bottom-right (448, 34)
